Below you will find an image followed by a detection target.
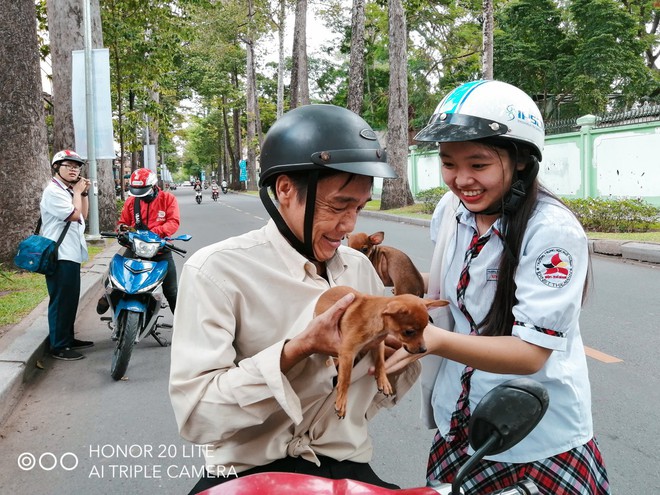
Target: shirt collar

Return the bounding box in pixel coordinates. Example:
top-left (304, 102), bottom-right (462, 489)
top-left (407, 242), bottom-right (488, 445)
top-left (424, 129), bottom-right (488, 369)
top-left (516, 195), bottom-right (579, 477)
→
top-left (52, 176), bottom-right (71, 191)
top-left (456, 203), bottom-right (502, 237)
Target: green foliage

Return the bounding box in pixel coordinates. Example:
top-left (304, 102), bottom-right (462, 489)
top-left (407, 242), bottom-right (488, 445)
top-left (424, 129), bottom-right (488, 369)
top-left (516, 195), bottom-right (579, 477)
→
top-left (565, 197), bottom-right (660, 232)
top-left (567, 0), bottom-right (654, 113)
top-left (416, 186), bottom-right (449, 214)
top-left (116, 198), bottom-right (125, 217)
top-left (494, 0), bottom-right (569, 120)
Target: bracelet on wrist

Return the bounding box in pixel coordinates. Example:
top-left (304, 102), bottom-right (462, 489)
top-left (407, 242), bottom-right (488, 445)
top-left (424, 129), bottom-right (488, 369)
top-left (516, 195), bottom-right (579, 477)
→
top-left (81, 192), bottom-right (89, 197)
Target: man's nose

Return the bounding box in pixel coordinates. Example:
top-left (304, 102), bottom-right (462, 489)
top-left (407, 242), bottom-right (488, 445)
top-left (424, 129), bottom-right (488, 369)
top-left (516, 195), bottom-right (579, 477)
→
top-left (339, 210), bottom-right (359, 232)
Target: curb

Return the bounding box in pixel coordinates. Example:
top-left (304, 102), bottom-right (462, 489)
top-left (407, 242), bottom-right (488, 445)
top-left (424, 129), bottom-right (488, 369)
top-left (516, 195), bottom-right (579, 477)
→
top-left (0, 241), bottom-right (121, 427)
top-left (359, 210), bottom-right (660, 264)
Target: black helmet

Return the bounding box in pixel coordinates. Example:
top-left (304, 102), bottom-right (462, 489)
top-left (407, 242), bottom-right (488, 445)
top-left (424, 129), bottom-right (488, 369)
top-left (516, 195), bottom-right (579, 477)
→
top-left (258, 104), bottom-right (396, 187)
top-left (259, 104), bottom-right (395, 262)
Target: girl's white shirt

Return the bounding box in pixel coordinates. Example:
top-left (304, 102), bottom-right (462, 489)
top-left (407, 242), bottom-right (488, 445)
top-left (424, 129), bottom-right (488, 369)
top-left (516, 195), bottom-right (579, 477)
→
top-left (426, 192), bottom-right (593, 462)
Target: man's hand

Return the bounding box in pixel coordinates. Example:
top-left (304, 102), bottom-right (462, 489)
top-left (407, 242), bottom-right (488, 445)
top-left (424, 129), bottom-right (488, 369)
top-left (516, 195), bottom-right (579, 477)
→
top-left (118, 223), bottom-right (131, 232)
top-left (280, 292), bottom-right (355, 373)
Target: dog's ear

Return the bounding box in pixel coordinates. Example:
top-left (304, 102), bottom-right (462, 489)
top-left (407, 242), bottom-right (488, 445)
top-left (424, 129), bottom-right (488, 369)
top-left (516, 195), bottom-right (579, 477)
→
top-left (369, 231), bottom-right (385, 245)
top-left (347, 233), bottom-right (365, 251)
top-left (382, 299), bottom-right (410, 317)
top-left (424, 299), bottom-right (450, 309)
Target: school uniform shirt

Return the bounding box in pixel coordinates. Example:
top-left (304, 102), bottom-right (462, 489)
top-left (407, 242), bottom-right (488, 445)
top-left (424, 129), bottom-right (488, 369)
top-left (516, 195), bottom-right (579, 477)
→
top-left (428, 193), bottom-right (593, 463)
top-left (119, 190), bottom-right (180, 238)
top-left (39, 177), bottom-right (88, 263)
top-left (169, 220), bottom-right (421, 474)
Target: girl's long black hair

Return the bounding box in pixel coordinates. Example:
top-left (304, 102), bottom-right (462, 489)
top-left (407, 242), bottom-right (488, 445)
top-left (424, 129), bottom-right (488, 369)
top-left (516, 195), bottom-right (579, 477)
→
top-left (475, 139), bottom-right (590, 337)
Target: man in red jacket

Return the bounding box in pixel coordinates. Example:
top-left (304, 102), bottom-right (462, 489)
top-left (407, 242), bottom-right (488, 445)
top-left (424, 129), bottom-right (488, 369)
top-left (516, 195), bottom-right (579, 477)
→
top-left (97, 168), bottom-right (181, 314)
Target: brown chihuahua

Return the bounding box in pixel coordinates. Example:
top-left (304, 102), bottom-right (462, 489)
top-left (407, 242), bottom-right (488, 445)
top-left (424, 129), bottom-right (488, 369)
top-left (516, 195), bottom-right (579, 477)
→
top-left (347, 231), bottom-right (425, 297)
top-left (315, 285), bottom-right (448, 419)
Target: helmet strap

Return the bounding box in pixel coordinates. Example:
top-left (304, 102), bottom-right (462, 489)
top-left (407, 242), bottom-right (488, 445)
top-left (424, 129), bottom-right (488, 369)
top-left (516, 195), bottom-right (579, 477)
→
top-left (54, 166), bottom-right (75, 187)
top-left (259, 172), bottom-right (320, 262)
top-left (302, 171), bottom-right (319, 260)
top-left (470, 156), bottom-right (539, 216)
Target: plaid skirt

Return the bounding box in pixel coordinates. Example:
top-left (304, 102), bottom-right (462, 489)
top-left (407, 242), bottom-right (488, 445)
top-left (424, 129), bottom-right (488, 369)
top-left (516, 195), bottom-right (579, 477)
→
top-left (427, 430), bottom-right (610, 495)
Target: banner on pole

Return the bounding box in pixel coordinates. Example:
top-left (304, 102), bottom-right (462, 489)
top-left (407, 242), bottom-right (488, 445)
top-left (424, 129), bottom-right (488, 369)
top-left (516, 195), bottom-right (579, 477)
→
top-left (72, 48), bottom-right (115, 159)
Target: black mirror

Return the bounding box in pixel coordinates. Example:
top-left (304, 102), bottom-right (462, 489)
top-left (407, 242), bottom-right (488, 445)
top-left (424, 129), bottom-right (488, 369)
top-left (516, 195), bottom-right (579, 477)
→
top-left (469, 377), bottom-right (549, 455)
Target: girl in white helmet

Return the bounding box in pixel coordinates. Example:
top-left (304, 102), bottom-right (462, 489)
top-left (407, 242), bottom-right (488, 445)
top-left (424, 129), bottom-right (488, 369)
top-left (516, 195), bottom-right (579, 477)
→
top-left (386, 80), bottom-right (610, 494)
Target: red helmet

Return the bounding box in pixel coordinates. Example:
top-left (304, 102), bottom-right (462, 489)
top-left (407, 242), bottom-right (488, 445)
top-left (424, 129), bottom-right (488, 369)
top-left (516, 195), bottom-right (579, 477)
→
top-left (129, 168), bottom-right (158, 197)
top-left (51, 150), bottom-right (85, 168)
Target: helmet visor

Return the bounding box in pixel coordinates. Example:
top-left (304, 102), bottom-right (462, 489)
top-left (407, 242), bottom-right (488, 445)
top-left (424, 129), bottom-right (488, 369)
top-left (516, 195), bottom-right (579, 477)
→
top-left (129, 185), bottom-right (153, 197)
top-left (414, 113), bottom-right (509, 144)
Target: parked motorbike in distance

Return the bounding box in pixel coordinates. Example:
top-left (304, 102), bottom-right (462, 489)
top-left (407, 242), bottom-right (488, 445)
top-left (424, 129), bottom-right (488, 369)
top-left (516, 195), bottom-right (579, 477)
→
top-left (99, 230), bottom-right (192, 380)
top-left (195, 189), bottom-right (202, 204)
top-left (200, 378), bottom-right (549, 495)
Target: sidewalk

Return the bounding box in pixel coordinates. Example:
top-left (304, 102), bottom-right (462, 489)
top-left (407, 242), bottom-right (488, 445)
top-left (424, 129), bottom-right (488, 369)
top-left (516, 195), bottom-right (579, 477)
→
top-left (1, 212), bottom-right (659, 428)
top-left (0, 240), bottom-right (122, 427)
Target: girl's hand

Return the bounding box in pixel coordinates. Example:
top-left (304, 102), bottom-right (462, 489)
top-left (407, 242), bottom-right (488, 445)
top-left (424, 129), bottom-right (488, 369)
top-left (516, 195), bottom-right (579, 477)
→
top-left (382, 345), bottom-right (428, 375)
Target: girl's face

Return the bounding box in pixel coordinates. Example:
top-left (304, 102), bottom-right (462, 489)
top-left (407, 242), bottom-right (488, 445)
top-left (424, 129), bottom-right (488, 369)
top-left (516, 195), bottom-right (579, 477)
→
top-left (440, 141), bottom-right (523, 214)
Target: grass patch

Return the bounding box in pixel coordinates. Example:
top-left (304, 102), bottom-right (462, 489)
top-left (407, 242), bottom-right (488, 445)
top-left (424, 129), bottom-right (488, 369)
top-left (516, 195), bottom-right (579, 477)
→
top-left (588, 231), bottom-right (660, 242)
top-left (0, 270), bottom-right (48, 327)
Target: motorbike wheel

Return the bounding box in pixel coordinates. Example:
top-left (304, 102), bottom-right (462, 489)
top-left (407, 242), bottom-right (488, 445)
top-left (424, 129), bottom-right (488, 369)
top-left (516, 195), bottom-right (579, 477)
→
top-left (196, 196), bottom-right (201, 204)
top-left (111, 310), bottom-right (141, 380)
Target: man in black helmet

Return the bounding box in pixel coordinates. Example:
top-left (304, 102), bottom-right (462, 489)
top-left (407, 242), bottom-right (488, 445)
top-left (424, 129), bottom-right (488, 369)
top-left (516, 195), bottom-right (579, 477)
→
top-left (169, 105), bottom-right (420, 494)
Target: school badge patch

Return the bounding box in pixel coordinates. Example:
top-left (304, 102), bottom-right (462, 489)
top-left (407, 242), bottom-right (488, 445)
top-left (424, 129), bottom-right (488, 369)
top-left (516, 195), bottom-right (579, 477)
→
top-left (535, 248), bottom-right (573, 288)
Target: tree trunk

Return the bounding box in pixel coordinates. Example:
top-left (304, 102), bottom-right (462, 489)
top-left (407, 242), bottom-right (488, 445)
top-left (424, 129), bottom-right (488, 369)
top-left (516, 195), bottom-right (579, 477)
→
top-left (290, 0), bottom-right (309, 108)
top-left (276, 0), bottom-right (286, 118)
top-left (381, 0), bottom-right (414, 210)
top-left (0, 0), bottom-right (51, 263)
top-left (482, 0), bottom-right (494, 79)
top-left (47, 0), bottom-right (116, 231)
top-left (221, 96), bottom-right (235, 182)
top-left (231, 70), bottom-right (242, 189)
top-left (347, 0), bottom-right (366, 114)
top-left (245, 0), bottom-right (258, 191)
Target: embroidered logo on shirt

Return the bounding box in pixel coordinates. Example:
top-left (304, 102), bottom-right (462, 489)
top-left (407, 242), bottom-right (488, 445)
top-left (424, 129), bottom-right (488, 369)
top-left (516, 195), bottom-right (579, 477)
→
top-left (486, 269), bottom-right (498, 282)
top-left (535, 248), bottom-right (573, 288)
top-left (157, 210), bottom-right (166, 220)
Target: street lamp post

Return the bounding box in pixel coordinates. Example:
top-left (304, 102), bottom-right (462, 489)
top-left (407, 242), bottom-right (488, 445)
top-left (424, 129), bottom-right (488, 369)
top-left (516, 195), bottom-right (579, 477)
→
top-left (83, 0), bottom-right (100, 238)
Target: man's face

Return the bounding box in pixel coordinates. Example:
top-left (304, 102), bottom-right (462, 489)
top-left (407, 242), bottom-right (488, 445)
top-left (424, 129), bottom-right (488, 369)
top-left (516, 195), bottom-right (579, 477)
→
top-left (284, 173), bottom-right (373, 262)
top-left (57, 160), bottom-right (82, 183)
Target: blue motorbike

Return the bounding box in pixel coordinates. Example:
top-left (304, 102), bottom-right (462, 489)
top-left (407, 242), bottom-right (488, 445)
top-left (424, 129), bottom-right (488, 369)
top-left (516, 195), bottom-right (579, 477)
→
top-left (99, 230), bottom-right (191, 380)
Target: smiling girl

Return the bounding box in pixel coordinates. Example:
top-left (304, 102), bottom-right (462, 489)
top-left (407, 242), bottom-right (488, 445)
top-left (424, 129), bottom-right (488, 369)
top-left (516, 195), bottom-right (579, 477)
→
top-left (386, 80), bottom-right (610, 494)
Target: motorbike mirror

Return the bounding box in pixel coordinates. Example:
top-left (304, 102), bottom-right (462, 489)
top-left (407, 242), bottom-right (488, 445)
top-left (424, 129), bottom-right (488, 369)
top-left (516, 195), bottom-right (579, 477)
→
top-left (167, 234), bottom-right (192, 242)
top-left (469, 377), bottom-right (549, 455)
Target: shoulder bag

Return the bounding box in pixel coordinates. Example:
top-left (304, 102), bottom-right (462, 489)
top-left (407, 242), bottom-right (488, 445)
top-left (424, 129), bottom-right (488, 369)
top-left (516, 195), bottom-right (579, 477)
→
top-left (14, 217), bottom-right (71, 276)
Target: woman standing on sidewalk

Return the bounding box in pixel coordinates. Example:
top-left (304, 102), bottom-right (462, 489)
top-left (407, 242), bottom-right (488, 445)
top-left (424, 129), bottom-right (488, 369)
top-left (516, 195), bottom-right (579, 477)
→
top-left (385, 80), bottom-right (610, 494)
top-left (41, 150), bottom-right (94, 361)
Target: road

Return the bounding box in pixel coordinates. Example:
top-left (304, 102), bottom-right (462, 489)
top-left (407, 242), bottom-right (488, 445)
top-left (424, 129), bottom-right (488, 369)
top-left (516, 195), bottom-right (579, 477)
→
top-left (0, 187), bottom-right (658, 494)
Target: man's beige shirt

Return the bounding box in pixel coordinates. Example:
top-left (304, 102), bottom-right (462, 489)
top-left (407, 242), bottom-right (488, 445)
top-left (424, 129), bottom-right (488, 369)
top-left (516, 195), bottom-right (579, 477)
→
top-left (169, 220), bottom-right (420, 473)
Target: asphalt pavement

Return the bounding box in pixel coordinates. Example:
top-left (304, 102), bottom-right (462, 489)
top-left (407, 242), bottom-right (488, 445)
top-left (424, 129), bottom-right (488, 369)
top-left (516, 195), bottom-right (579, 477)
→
top-left (1, 209), bottom-right (659, 429)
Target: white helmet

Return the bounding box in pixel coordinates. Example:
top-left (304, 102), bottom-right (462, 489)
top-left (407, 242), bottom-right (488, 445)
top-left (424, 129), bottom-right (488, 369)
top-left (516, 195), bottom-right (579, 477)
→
top-left (415, 80), bottom-right (544, 159)
top-left (128, 168), bottom-right (158, 197)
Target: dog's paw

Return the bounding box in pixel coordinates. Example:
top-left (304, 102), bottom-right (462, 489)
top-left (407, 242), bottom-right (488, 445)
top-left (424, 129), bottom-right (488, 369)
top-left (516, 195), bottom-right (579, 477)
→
top-left (376, 377), bottom-right (394, 397)
top-left (335, 403), bottom-right (346, 419)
